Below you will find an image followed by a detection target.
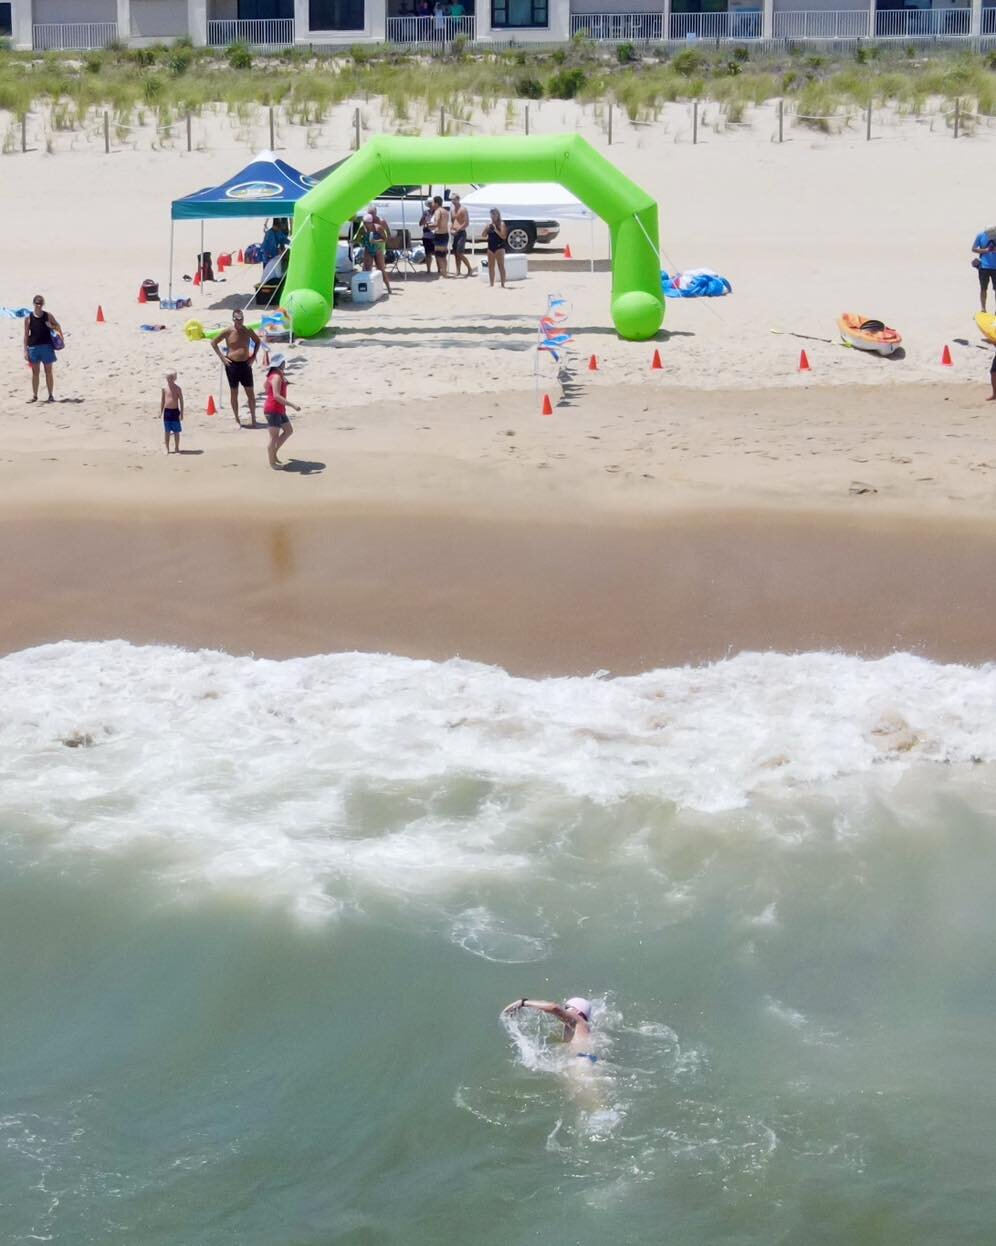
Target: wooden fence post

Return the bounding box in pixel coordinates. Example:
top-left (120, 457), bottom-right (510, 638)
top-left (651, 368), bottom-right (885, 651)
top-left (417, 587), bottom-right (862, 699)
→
top-left (354, 106), bottom-right (360, 150)
top-left (525, 102), bottom-right (529, 135)
top-left (21, 113), bottom-right (27, 153)
top-left (954, 98), bottom-right (960, 139)
top-left (269, 105), bottom-right (275, 150)
top-left (186, 111), bottom-right (192, 152)
top-left (607, 102), bottom-right (613, 145)
top-left (439, 104), bottom-right (445, 135)
top-left (778, 97), bottom-right (783, 143)
top-left (866, 100), bottom-right (872, 141)
top-left (692, 99), bottom-right (698, 145)
top-left (103, 110), bottom-right (109, 154)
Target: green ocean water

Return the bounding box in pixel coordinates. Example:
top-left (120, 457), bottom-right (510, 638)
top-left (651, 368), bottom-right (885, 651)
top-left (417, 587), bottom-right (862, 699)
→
top-left (3, 643), bottom-right (996, 1244)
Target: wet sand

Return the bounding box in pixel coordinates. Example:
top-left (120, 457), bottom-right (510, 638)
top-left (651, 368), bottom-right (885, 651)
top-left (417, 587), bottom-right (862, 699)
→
top-left (4, 509), bottom-right (996, 675)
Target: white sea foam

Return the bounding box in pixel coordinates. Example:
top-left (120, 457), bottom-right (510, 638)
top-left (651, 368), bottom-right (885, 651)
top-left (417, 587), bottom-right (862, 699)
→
top-left (1, 641), bottom-right (995, 917)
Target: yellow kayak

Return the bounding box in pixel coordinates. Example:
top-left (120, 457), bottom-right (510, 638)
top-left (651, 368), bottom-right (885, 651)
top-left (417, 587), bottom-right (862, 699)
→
top-left (975, 311), bottom-right (996, 344)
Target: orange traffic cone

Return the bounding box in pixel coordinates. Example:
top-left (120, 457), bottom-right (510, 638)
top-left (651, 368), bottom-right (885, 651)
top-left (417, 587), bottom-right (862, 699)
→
top-left (96, 305), bottom-right (105, 323)
top-left (588, 354), bottom-right (598, 371)
top-left (206, 394), bottom-right (217, 416)
top-left (799, 349), bottom-right (811, 372)
top-left (237, 248), bottom-right (244, 264)
top-left (651, 349), bottom-right (663, 370)
top-left (941, 344), bottom-right (953, 367)
top-left (564, 244), bottom-right (573, 259)
top-left (193, 269), bottom-right (201, 287)
top-left (541, 393), bottom-right (554, 416)
top-left (138, 285), bottom-right (147, 304)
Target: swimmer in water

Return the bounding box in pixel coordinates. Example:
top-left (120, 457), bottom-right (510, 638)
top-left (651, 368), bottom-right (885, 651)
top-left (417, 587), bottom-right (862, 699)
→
top-left (501, 996), bottom-right (596, 1063)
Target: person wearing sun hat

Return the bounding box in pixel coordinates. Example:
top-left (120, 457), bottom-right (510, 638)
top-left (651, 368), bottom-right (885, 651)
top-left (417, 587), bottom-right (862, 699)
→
top-left (501, 995), bottom-right (598, 1062)
top-left (262, 353), bottom-right (299, 470)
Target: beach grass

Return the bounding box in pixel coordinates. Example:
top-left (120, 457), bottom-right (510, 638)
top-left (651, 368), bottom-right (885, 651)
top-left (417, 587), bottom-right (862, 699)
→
top-left (0, 41), bottom-right (994, 139)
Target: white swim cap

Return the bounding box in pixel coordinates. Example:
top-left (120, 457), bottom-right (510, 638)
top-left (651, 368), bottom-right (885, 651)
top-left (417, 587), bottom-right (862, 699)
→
top-left (565, 997), bottom-right (592, 1020)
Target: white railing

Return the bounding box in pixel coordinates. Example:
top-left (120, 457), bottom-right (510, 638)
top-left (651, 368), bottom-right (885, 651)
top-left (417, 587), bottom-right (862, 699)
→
top-left (207, 18), bottom-right (296, 46)
top-left (985, 5), bottom-right (996, 32)
top-left (570, 12), bottom-right (665, 39)
top-left (386, 15), bottom-right (477, 42)
top-left (669, 9), bottom-right (762, 39)
top-left (874, 6), bottom-right (970, 37)
top-left (32, 21), bottom-right (118, 50)
top-left (773, 9), bottom-right (871, 39)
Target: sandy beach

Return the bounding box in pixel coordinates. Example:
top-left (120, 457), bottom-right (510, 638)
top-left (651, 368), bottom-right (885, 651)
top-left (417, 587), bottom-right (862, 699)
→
top-left (2, 97), bottom-right (994, 668)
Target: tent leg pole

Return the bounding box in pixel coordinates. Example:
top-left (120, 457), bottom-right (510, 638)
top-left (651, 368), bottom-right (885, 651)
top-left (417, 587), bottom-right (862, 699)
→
top-left (168, 220), bottom-right (175, 302)
top-left (589, 217), bottom-right (594, 275)
top-left (200, 221), bottom-right (204, 288)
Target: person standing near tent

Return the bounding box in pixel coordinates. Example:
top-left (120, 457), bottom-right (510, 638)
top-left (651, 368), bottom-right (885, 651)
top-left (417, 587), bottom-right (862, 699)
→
top-left (431, 196), bottom-right (450, 277)
top-left (212, 309), bottom-right (263, 428)
top-left (23, 294), bottom-right (63, 403)
top-left (419, 199), bottom-right (436, 274)
top-left (972, 226), bottom-right (996, 313)
top-left (449, 193), bottom-right (473, 278)
top-left (484, 209), bottom-right (508, 289)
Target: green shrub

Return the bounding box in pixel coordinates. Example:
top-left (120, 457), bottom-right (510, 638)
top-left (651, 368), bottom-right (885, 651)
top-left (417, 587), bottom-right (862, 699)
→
top-left (616, 42), bottom-right (637, 65)
top-left (550, 48), bottom-right (567, 65)
top-left (227, 41), bottom-right (253, 70)
top-left (515, 75), bottom-right (543, 99)
top-left (168, 49), bottom-right (192, 76)
top-left (143, 73), bottom-right (163, 104)
top-left (733, 44), bottom-right (751, 62)
top-left (84, 52), bottom-right (104, 74)
top-left (672, 47), bottom-right (704, 78)
top-left (547, 66), bottom-right (586, 99)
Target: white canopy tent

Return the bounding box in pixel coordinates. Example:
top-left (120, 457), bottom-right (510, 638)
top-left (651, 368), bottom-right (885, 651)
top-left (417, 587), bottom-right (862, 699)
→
top-left (462, 182), bottom-right (597, 270)
top-left (461, 182), bottom-right (595, 224)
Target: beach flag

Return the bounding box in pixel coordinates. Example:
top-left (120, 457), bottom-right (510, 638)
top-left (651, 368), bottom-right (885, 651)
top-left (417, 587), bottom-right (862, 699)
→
top-left (541, 394), bottom-right (554, 416)
top-left (651, 349), bottom-right (663, 370)
top-left (95, 305), bottom-right (105, 323)
top-left (588, 354), bottom-right (598, 371)
top-left (564, 244), bottom-right (572, 259)
top-left (941, 344), bottom-right (953, 367)
top-left (206, 394), bottom-right (217, 416)
top-left (799, 349), bottom-right (811, 371)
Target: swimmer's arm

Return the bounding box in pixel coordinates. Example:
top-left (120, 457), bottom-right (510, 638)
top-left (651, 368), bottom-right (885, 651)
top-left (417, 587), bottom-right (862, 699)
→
top-left (503, 999), bottom-right (573, 1024)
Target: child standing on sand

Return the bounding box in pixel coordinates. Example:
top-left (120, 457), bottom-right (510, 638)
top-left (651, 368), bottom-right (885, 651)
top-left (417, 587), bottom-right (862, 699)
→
top-left (160, 370), bottom-right (184, 453)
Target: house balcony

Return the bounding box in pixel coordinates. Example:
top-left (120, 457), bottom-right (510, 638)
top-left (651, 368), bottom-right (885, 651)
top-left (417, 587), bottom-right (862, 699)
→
top-left (32, 20), bottom-right (118, 49)
top-left (206, 17), bottom-right (296, 43)
top-left (772, 9), bottom-right (872, 38)
top-left (385, 13), bottom-right (477, 42)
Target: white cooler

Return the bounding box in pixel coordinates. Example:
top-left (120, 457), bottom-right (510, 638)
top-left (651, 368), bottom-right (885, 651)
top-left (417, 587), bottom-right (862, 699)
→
top-left (351, 269), bottom-right (386, 303)
top-left (478, 253), bottom-right (528, 282)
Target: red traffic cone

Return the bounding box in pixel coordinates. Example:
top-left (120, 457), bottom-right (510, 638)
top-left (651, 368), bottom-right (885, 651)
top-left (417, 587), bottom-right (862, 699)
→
top-left (564, 244), bottom-right (573, 259)
top-left (138, 285), bottom-right (147, 304)
top-left (206, 394), bottom-right (217, 416)
top-left (95, 305), bottom-right (105, 323)
top-left (237, 248), bottom-right (244, 264)
top-left (799, 349), bottom-right (811, 372)
top-left (193, 269), bottom-right (201, 287)
top-left (651, 349), bottom-right (663, 370)
top-left (541, 393), bottom-right (554, 416)
top-left (588, 354), bottom-right (598, 371)
top-left (941, 344), bottom-right (953, 367)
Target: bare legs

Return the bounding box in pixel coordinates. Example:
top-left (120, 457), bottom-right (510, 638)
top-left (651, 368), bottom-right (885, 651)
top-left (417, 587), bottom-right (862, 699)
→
top-left (29, 363), bottom-right (54, 401)
top-left (229, 384), bottom-right (259, 427)
top-left (164, 428), bottom-right (180, 453)
top-left (373, 249), bottom-right (392, 294)
top-left (268, 421), bottom-right (293, 468)
top-left (228, 386), bottom-right (241, 426)
top-left (489, 251), bottom-right (507, 288)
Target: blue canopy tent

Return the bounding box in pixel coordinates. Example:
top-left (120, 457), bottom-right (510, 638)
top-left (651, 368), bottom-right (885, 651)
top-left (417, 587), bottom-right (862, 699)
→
top-left (167, 151), bottom-right (316, 299)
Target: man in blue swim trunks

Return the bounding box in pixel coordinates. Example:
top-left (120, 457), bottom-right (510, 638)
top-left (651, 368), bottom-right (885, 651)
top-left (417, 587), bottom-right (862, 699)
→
top-left (502, 995), bottom-right (596, 1060)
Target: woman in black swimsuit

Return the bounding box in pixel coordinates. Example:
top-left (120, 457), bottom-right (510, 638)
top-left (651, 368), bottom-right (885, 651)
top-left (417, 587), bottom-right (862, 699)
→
top-left (485, 209), bottom-right (508, 289)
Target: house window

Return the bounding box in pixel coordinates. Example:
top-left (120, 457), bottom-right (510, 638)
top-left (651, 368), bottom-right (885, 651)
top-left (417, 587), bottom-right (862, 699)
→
top-left (240, 0), bottom-right (294, 17)
top-left (491, 0), bottom-right (547, 27)
top-left (310, 0), bottom-right (365, 28)
top-left (0, 2), bottom-right (11, 37)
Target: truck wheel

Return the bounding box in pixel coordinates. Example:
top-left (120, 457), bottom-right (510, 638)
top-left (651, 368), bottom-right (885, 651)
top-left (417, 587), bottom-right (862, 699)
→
top-left (506, 223), bottom-right (535, 253)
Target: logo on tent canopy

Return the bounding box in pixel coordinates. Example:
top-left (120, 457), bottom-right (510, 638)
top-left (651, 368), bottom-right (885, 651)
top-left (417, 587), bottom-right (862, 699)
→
top-left (226, 180), bottom-right (284, 201)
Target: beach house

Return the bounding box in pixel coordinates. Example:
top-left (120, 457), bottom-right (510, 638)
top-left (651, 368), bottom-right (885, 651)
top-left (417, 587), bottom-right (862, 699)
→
top-left (5, 0), bottom-right (992, 49)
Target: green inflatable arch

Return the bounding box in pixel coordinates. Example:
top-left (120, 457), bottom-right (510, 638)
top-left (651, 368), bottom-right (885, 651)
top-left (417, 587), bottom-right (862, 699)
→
top-left (283, 134), bottom-right (664, 341)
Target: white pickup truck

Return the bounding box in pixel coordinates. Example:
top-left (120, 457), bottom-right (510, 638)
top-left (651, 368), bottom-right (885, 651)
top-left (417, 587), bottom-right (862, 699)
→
top-left (312, 160), bottom-right (560, 254)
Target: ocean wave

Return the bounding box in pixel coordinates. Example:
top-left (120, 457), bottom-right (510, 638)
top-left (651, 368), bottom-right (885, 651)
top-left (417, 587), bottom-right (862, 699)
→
top-left (1, 641), bottom-right (995, 918)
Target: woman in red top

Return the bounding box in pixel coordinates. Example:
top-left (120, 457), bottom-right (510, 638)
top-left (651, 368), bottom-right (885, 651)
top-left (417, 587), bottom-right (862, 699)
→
top-left (263, 354), bottom-right (299, 469)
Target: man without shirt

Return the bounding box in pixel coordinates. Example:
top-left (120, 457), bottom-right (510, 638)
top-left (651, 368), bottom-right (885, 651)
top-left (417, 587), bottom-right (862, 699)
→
top-left (449, 193), bottom-right (474, 278)
top-left (211, 309), bottom-right (263, 428)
